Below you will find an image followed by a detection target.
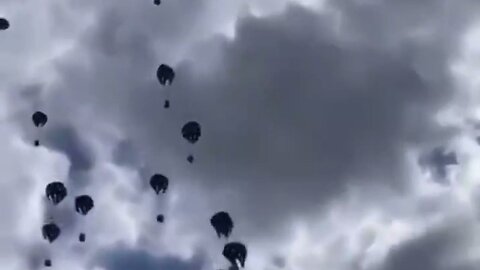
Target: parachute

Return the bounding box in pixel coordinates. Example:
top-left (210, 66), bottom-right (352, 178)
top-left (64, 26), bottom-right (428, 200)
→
top-left (32, 111), bottom-right (48, 127)
top-left (156, 214), bottom-right (164, 223)
top-left (182, 121), bottom-right (201, 144)
top-left (211, 211), bottom-right (234, 238)
top-left (75, 195), bottom-right (94, 215)
top-left (75, 195), bottom-right (94, 242)
top-left (154, 0), bottom-right (161, 5)
top-left (42, 222), bottom-right (61, 267)
top-left (223, 242), bottom-right (247, 268)
top-left (32, 111), bottom-right (48, 146)
top-left (45, 182), bottom-right (67, 205)
top-left (42, 222), bottom-right (61, 243)
top-left (156, 64), bottom-right (175, 108)
top-left (150, 174), bottom-right (168, 224)
top-left (0, 18), bottom-right (9, 30)
top-left (150, 174), bottom-right (168, 194)
top-left (181, 121), bottom-right (201, 163)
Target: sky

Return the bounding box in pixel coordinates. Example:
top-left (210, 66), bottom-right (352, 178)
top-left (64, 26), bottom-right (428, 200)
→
top-left (2, 0), bottom-right (480, 269)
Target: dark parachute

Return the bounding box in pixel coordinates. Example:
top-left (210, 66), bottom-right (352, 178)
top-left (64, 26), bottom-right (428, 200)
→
top-left (75, 195), bottom-right (94, 242)
top-left (157, 64), bottom-right (175, 86)
top-left (42, 222), bottom-right (61, 267)
top-left (154, 0), bottom-right (161, 5)
top-left (181, 121), bottom-right (201, 163)
top-left (150, 174), bottom-right (168, 194)
top-left (45, 182), bottom-right (67, 205)
top-left (156, 64), bottom-right (175, 108)
top-left (156, 214), bottom-right (164, 223)
top-left (32, 111), bottom-right (48, 146)
top-left (42, 222), bottom-right (61, 243)
top-left (211, 211), bottom-right (234, 238)
top-left (182, 121), bottom-right (201, 144)
top-left (0, 18), bottom-right (9, 30)
top-left (75, 195), bottom-right (94, 215)
top-left (32, 111), bottom-right (48, 127)
top-left (223, 242), bottom-right (247, 268)
top-left (150, 175), bottom-right (168, 224)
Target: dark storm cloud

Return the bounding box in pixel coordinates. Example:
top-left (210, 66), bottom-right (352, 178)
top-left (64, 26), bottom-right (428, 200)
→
top-left (112, 139), bottom-right (152, 191)
top-left (41, 2), bottom-right (460, 236)
top-left (42, 124), bottom-right (95, 188)
top-left (382, 218), bottom-right (478, 270)
top-left (272, 255), bottom-right (286, 268)
top-left (96, 245), bottom-right (208, 270)
top-left (112, 139), bottom-right (140, 169)
top-left (160, 4), bottom-right (454, 230)
top-left (419, 146), bottom-right (458, 182)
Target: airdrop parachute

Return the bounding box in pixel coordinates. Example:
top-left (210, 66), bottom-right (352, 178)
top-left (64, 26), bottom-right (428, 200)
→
top-left (32, 111), bottom-right (48, 146)
top-left (42, 222), bottom-right (61, 267)
top-left (150, 174), bottom-right (168, 194)
top-left (156, 64), bottom-right (175, 108)
top-left (181, 121), bottom-right (201, 163)
top-left (0, 18), bottom-right (9, 30)
top-left (75, 195), bottom-right (94, 242)
top-left (150, 174), bottom-right (168, 224)
top-left (45, 182), bottom-right (67, 205)
top-left (211, 211), bottom-right (234, 238)
top-left (223, 242), bottom-right (247, 268)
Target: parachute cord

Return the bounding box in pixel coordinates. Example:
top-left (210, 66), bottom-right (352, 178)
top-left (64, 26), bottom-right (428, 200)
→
top-left (44, 240), bottom-right (53, 267)
top-left (79, 216), bottom-right (85, 243)
top-left (166, 85), bottom-right (170, 102)
top-left (163, 85), bottom-right (171, 109)
top-left (34, 126), bottom-right (41, 146)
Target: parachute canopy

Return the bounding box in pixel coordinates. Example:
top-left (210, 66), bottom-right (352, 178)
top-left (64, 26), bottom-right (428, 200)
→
top-left (223, 242), bottom-right (247, 268)
top-left (181, 121), bottom-right (201, 144)
top-left (0, 18), bottom-right (9, 30)
top-left (150, 174), bottom-right (168, 194)
top-left (211, 211), bottom-right (234, 238)
top-left (75, 195), bottom-right (94, 215)
top-left (42, 222), bottom-right (61, 243)
top-left (156, 214), bottom-right (164, 223)
top-left (32, 111), bottom-right (48, 127)
top-left (156, 64), bottom-right (175, 86)
top-left (45, 182), bottom-right (67, 205)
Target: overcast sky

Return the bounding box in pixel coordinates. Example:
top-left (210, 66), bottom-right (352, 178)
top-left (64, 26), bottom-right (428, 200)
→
top-left (2, 0), bottom-right (480, 269)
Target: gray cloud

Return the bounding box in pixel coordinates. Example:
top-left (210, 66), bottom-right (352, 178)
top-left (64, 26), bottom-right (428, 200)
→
top-left (43, 124), bottom-right (95, 188)
top-left (31, 0), bottom-right (467, 247)
top-left (4, 0), bottom-right (480, 269)
top-left (419, 146), bottom-right (458, 182)
top-left (382, 217), bottom-right (478, 270)
top-left (95, 245), bottom-right (208, 270)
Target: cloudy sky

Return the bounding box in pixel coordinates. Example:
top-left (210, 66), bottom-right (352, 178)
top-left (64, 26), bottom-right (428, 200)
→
top-left (2, 0), bottom-right (480, 269)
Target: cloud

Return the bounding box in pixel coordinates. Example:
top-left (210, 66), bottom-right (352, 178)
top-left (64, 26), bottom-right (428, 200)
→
top-left (3, 0), bottom-right (480, 270)
top-left (381, 216), bottom-right (480, 270)
top-left (95, 245), bottom-right (208, 270)
top-left (60, 2), bottom-right (460, 235)
top-left (43, 123), bottom-right (95, 188)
